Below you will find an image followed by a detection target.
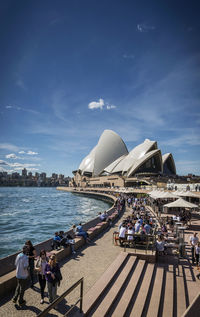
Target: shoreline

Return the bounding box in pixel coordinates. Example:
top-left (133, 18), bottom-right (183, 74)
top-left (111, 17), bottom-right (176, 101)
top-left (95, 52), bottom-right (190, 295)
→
top-left (1, 188), bottom-right (200, 316)
top-left (0, 189), bottom-right (116, 277)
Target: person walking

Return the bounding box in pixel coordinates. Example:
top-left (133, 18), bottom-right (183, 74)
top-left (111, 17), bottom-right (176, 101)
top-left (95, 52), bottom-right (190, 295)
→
top-left (12, 245), bottom-right (29, 306)
top-left (35, 249), bottom-right (49, 304)
top-left (45, 254), bottom-right (61, 304)
top-left (25, 240), bottom-right (37, 287)
top-left (189, 232), bottom-right (199, 264)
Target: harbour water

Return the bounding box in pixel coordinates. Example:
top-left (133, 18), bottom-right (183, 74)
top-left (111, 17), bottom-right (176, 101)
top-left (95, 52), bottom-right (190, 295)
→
top-left (0, 187), bottom-right (111, 259)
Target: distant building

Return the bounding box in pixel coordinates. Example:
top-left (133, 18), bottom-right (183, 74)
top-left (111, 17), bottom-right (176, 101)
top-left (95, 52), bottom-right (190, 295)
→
top-left (28, 172), bottom-right (32, 178)
top-left (22, 168), bottom-right (27, 177)
top-left (40, 172), bottom-right (46, 180)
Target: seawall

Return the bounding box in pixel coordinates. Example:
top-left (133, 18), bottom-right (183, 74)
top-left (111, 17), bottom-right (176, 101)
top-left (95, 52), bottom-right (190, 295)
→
top-left (0, 189), bottom-right (117, 298)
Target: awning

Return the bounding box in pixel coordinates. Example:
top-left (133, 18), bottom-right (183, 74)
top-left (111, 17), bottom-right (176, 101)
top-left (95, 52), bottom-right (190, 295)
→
top-left (163, 198), bottom-right (198, 208)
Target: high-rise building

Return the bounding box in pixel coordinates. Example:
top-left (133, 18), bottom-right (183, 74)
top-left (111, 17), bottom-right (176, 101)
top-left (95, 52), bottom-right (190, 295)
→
top-left (22, 168), bottom-right (27, 177)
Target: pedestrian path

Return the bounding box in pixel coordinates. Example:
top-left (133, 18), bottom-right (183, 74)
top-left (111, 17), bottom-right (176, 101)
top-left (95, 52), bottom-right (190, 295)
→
top-left (0, 207), bottom-right (130, 317)
top-left (0, 203), bottom-right (200, 317)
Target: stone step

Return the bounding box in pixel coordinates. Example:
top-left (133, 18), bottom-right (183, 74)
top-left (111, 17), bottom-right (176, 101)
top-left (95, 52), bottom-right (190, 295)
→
top-left (181, 262), bottom-right (199, 306)
top-left (83, 252), bottom-right (129, 316)
top-left (129, 262), bottom-right (154, 316)
top-left (162, 265), bottom-right (174, 317)
top-left (110, 259), bottom-right (146, 317)
top-left (176, 265), bottom-right (187, 317)
top-left (147, 266), bottom-right (164, 317)
top-left (92, 256), bottom-right (137, 317)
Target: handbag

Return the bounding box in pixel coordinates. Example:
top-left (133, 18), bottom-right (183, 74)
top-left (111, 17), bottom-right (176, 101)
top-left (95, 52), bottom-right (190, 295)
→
top-left (55, 270), bottom-right (62, 282)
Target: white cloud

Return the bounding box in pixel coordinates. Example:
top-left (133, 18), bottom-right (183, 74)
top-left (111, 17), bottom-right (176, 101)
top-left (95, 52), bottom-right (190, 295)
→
top-left (27, 151), bottom-right (38, 155)
top-left (5, 104), bottom-right (39, 115)
top-left (19, 151), bottom-right (25, 154)
top-left (106, 105), bottom-right (116, 110)
top-left (123, 54), bottom-right (135, 59)
top-left (88, 98), bottom-right (104, 110)
top-left (9, 162), bottom-right (40, 168)
top-left (160, 132), bottom-right (200, 147)
top-left (137, 23), bottom-right (155, 33)
top-left (14, 167), bottom-right (39, 172)
top-left (88, 99), bottom-right (117, 111)
top-left (0, 143), bottom-right (20, 152)
top-left (6, 153), bottom-right (18, 159)
top-left (0, 160), bottom-right (9, 165)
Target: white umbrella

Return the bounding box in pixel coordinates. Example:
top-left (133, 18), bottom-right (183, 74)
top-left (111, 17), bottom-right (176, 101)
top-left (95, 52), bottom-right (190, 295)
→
top-left (164, 198), bottom-right (198, 208)
top-left (149, 191), bottom-right (178, 199)
top-left (149, 190), bottom-right (163, 199)
top-left (156, 191), bottom-right (179, 199)
top-left (177, 191), bottom-right (200, 198)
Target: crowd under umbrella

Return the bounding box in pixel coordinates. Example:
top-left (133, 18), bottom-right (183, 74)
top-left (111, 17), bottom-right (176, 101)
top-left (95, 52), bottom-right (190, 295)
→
top-left (163, 197), bottom-right (199, 209)
top-left (163, 197), bottom-right (199, 217)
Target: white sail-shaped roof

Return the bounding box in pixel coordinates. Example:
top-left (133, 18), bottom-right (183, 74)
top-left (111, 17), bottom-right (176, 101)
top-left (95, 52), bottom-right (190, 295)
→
top-left (104, 155), bottom-right (127, 173)
top-left (79, 146), bottom-right (97, 175)
top-left (77, 130), bottom-right (176, 178)
top-left (93, 130), bottom-right (128, 176)
top-left (126, 149), bottom-right (162, 177)
top-left (110, 139), bottom-right (157, 174)
top-left (78, 130), bottom-right (128, 176)
top-left (162, 153), bottom-right (176, 175)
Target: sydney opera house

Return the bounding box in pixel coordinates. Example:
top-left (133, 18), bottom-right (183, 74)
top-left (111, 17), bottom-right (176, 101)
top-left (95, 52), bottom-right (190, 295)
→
top-left (72, 130), bottom-right (176, 188)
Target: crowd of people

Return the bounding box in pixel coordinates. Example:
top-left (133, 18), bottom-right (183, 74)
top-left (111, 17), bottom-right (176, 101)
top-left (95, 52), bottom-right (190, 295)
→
top-left (116, 197), bottom-right (156, 246)
top-left (10, 191), bottom-right (200, 309)
top-left (12, 241), bottom-right (62, 307)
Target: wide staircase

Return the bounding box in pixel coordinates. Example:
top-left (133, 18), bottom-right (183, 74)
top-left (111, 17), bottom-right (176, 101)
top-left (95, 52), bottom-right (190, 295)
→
top-left (81, 252), bottom-right (199, 317)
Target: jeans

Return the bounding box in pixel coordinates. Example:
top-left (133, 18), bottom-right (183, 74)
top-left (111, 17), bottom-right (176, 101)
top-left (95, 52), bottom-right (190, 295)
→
top-left (47, 281), bottom-right (57, 303)
top-left (13, 278), bottom-right (27, 304)
top-left (191, 246), bottom-right (195, 263)
top-left (29, 259), bottom-right (34, 285)
top-left (38, 274), bottom-right (46, 299)
top-left (78, 231), bottom-right (88, 240)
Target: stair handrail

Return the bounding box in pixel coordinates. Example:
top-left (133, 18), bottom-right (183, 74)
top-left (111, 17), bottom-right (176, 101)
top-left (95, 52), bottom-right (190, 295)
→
top-left (181, 292), bottom-right (200, 317)
top-left (37, 277), bottom-right (84, 317)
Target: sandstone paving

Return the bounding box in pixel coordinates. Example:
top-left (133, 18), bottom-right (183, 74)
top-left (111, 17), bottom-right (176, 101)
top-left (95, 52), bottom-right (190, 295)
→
top-left (1, 204), bottom-right (200, 317)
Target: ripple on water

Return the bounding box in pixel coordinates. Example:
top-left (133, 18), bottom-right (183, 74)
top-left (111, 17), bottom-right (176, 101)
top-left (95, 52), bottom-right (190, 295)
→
top-left (0, 187), bottom-right (112, 258)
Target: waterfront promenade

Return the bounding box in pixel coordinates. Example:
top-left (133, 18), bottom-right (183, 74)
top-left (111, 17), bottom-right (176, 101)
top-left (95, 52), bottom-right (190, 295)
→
top-left (0, 198), bottom-right (128, 317)
top-left (0, 190), bottom-right (200, 316)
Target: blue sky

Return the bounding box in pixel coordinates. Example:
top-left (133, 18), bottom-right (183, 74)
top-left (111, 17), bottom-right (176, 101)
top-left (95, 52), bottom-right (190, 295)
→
top-left (0, 0), bottom-right (200, 177)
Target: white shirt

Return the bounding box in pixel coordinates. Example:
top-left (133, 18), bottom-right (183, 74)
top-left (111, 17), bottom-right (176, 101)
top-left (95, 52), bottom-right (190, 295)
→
top-left (195, 246), bottom-right (200, 255)
top-left (135, 222), bottom-right (141, 233)
top-left (119, 226), bottom-right (126, 238)
top-left (127, 229), bottom-right (134, 240)
top-left (15, 253), bottom-right (29, 279)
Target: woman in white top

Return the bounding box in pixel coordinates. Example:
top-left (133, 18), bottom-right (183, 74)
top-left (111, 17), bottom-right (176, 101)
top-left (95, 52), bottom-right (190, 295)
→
top-left (35, 249), bottom-right (49, 304)
top-left (119, 223), bottom-right (127, 246)
top-left (127, 226), bottom-right (135, 241)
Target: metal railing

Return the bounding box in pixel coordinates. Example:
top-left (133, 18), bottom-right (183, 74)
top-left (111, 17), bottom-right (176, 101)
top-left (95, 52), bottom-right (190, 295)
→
top-left (123, 233), bottom-right (156, 253)
top-left (37, 277), bottom-right (84, 317)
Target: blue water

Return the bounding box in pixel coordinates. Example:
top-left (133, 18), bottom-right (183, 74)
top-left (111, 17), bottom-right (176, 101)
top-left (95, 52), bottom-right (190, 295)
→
top-left (0, 187), bottom-right (111, 259)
